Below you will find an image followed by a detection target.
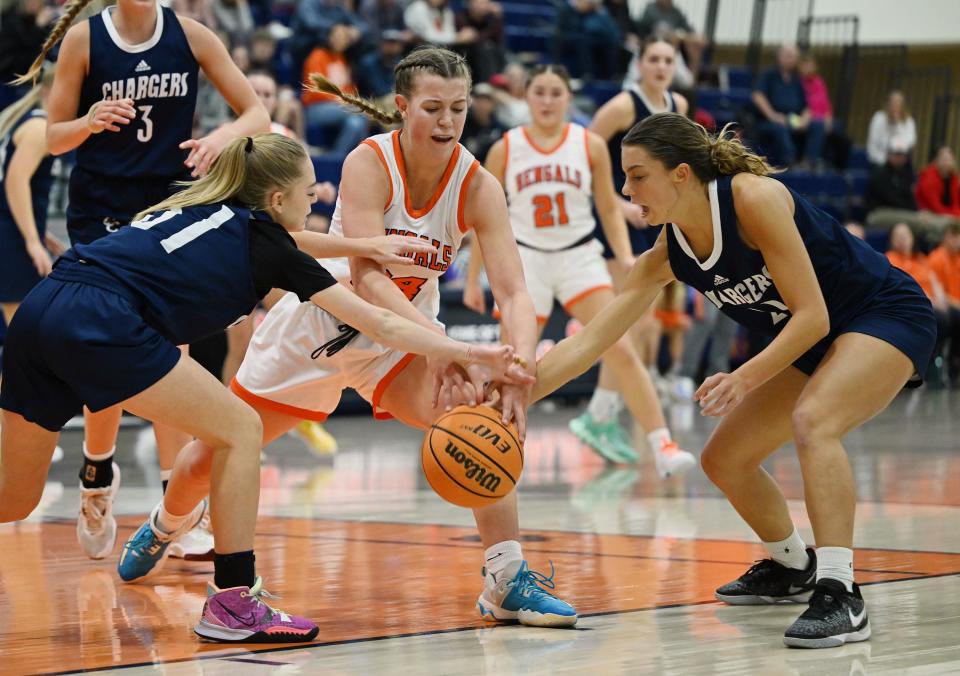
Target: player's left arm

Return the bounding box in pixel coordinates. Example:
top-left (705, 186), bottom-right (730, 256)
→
top-left (589, 130), bottom-right (634, 270)
top-left (291, 230), bottom-right (439, 266)
top-left (180, 17), bottom-right (270, 177)
top-left (465, 167), bottom-right (538, 438)
top-left (695, 174), bottom-right (829, 416)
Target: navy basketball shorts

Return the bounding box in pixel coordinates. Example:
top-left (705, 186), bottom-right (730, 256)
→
top-left (793, 268), bottom-right (937, 387)
top-left (0, 277), bottom-right (182, 431)
top-left (66, 167), bottom-right (185, 246)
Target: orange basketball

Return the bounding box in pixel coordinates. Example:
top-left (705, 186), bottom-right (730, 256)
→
top-left (422, 404), bottom-right (524, 509)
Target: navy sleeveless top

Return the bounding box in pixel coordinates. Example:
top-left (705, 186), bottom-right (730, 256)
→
top-left (53, 204), bottom-right (260, 345)
top-left (0, 109), bottom-right (54, 235)
top-left (665, 175), bottom-right (890, 336)
top-left (76, 5), bottom-right (199, 178)
top-left (608, 87), bottom-right (675, 191)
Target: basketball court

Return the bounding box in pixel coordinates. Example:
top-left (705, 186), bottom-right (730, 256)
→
top-left (2, 389), bottom-right (957, 675)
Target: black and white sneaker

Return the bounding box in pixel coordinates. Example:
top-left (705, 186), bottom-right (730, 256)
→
top-left (784, 579), bottom-right (871, 649)
top-left (715, 548), bottom-right (816, 605)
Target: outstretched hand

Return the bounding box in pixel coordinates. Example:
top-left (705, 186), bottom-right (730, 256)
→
top-left (368, 235), bottom-right (439, 267)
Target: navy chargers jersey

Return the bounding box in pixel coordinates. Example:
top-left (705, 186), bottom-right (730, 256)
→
top-left (76, 5), bottom-right (198, 178)
top-left (0, 109), bottom-right (54, 232)
top-left (666, 175), bottom-right (891, 336)
top-left (52, 204), bottom-right (259, 345)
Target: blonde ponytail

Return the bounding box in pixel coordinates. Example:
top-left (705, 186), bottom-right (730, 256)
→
top-left (306, 73), bottom-right (401, 127)
top-left (11, 0), bottom-right (97, 86)
top-left (0, 65), bottom-right (57, 139)
top-left (135, 133), bottom-right (307, 221)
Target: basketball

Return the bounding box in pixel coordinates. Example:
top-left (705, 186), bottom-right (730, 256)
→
top-left (422, 405), bottom-right (524, 509)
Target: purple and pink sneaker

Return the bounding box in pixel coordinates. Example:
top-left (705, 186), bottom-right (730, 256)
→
top-left (194, 577), bottom-right (319, 643)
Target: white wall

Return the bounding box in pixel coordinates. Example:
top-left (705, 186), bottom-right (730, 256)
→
top-left (643, 0), bottom-right (960, 45)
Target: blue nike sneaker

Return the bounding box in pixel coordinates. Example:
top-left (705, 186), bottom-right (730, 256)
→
top-left (117, 499), bottom-right (206, 583)
top-left (477, 561), bottom-right (577, 628)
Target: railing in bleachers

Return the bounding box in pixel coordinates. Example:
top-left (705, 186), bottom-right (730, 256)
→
top-left (931, 94), bottom-right (960, 158)
top-left (889, 65), bottom-right (954, 164)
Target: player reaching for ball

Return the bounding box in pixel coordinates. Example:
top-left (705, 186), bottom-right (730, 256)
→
top-left (118, 47), bottom-right (579, 629)
top-left (525, 113), bottom-right (937, 649)
top-left (0, 132), bottom-right (529, 643)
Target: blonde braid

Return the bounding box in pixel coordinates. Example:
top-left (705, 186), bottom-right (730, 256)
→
top-left (306, 73), bottom-right (402, 127)
top-left (11, 0), bottom-right (97, 86)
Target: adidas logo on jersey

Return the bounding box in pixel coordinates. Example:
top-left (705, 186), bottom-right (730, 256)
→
top-left (135, 60), bottom-right (151, 72)
top-left (713, 274), bottom-right (729, 285)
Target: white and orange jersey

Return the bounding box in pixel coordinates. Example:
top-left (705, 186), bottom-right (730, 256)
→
top-left (325, 130), bottom-right (480, 321)
top-left (503, 122), bottom-right (595, 251)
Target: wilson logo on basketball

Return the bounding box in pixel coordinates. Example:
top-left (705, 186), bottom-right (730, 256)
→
top-left (464, 423), bottom-right (512, 455)
top-left (443, 440), bottom-right (502, 493)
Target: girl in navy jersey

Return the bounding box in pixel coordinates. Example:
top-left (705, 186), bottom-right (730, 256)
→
top-left (0, 132), bottom-right (529, 643)
top-left (0, 66), bottom-right (64, 327)
top-left (15, 0), bottom-right (270, 562)
top-left (578, 38), bottom-right (690, 455)
top-left (530, 112), bottom-right (937, 649)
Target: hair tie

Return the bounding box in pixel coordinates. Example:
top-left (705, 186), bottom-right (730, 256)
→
top-left (245, 136), bottom-right (254, 153)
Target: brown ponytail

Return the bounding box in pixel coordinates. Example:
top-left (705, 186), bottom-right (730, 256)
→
top-left (622, 113), bottom-right (780, 182)
top-left (305, 73), bottom-right (402, 127)
top-left (11, 0), bottom-right (97, 86)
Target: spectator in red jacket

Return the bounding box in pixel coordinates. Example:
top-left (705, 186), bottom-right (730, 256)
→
top-left (916, 146), bottom-right (960, 217)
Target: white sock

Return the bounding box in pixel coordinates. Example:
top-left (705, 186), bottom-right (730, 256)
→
top-left (83, 443), bottom-right (115, 462)
top-left (816, 546), bottom-right (854, 591)
top-left (647, 427), bottom-right (672, 453)
top-left (763, 528), bottom-right (810, 570)
top-left (484, 540), bottom-right (523, 581)
top-left (155, 502), bottom-right (195, 536)
top-left (159, 469), bottom-right (173, 482)
top-left (587, 388), bottom-right (621, 423)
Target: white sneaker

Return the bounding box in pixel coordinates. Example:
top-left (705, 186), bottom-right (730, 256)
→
top-left (167, 500), bottom-right (214, 560)
top-left (77, 462), bottom-right (121, 559)
top-left (653, 440), bottom-right (697, 479)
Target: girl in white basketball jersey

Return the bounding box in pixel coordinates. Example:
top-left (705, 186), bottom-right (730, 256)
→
top-left (466, 64), bottom-right (694, 476)
top-left (124, 48), bottom-right (579, 628)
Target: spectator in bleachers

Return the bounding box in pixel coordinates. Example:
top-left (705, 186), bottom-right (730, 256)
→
top-left (886, 222), bottom-right (952, 381)
top-left (866, 140), bottom-right (958, 244)
top-left (355, 30), bottom-right (405, 104)
top-left (213, 0), bottom-right (255, 47)
top-left (0, 0), bottom-right (56, 109)
top-left (250, 27), bottom-right (279, 74)
top-left (359, 0), bottom-right (412, 43)
top-left (171, 0), bottom-right (218, 31)
top-left (249, 27), bottom-right (304, 138)
top-left (751, 43), bottom-right (825, 168)
top-left (301, 24), bottom-right (369, 155)
top-left (925, 221), bottom-right (960, 383)
top-left (635, 0), bottom-right (707, 83)
top-left (555, 0), bottom-right (622, 81)
top-left (461, 82), bottom-right (504, 161)
top-left (916, 146), bottom-right (960, 218)
top-left (455, 0), bottom-right (506, 84)
top-left (799, 52), bottom-right (848, 169)
top-left (404, 0), bottom-right (477, 48)
top-left (866, 90), bottom-right (916, 168)
top-left (491, 62), bottom-right (531, 128)
top-left (290, 0), bottom-right (368, 69)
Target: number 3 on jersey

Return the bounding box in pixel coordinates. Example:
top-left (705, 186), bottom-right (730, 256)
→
top-left (533, 192), bottom-right (569, 228)
top-left (137, 104), bottom-right (154, 143)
